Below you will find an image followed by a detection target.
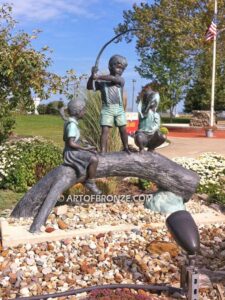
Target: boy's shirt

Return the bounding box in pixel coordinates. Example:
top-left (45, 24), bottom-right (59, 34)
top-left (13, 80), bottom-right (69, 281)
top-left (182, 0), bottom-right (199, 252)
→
top-left (138, 110), bottom-right (160, 135)
top-left (95, 81), bottom-right (123, 106)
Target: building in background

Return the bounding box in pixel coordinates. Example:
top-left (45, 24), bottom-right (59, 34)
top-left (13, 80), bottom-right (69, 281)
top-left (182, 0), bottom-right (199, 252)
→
top-left (33, 96), bottom-right (41, 115)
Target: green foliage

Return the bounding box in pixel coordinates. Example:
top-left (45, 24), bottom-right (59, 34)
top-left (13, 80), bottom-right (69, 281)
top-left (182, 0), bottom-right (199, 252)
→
top-left (184, 42), bottom-right (225, 112)
top-left (37, 104), bottom-right (47, 115)
top-left (79, 91), bottom-right (122, 152)
top-left (161, 117), bottom-right (190, 124)
top-left (0, 137), bottom-right (62, 192)
top-left (116, 1), bottom-right (225, 115)
top-left (0, 4), bottom-right (79, 143)
top-left (138, 178), bottom-right (153, 191)
top-left (159, 126), bottom-right (169, 135)
top-left (38, 101), bottom-right (64, 115)
top-left (174, 153), bottom-right (225, 204)
top-left (0, 102), bottom-right (15, 143)
top-left (198, 182), bottom-right (225, 205)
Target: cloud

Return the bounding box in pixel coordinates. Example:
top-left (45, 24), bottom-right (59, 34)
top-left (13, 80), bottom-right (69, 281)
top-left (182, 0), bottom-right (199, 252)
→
top-left (2, 0), bottom-right (99, 21)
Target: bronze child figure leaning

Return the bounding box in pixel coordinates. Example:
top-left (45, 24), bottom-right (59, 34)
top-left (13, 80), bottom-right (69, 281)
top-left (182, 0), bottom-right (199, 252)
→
top-left (63, 99), bottom-right (102, 195)
top-left (135, 88), bottom-right (166, 153)
top-left (87, 54), bottom-right (130, 154)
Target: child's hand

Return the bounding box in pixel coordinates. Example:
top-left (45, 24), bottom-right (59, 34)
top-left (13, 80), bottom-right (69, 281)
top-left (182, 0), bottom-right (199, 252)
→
top-left (87, 146), bottom-right (96, 150)
top-left (91, 66), bottom-right (98, 75)
top-left (86, 146), bottom-right (97, 154)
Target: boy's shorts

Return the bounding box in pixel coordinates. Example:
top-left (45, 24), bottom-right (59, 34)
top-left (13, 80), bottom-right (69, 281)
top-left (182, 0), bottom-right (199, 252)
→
top-left (100, 104), bottom-right (127, 127)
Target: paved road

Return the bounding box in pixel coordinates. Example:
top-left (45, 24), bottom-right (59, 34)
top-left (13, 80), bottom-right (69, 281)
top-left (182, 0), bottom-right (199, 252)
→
top-left (156, 137), bottom-right (225, 158)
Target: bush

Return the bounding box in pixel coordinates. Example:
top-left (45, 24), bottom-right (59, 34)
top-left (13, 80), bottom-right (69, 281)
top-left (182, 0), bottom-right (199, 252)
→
top-left (0, 137), bottom-right (62, 192)
top-left (0, 114), bottom-right (15, 143)
top-left (138, 178), bottom-right (151, 190)
top-left (161, 117), bottom-right (190, 124)
top-left (37, 104), bottom-right (47, 114)
top-left (159, 126), bottom-right (169, 136)
top-left (38, 101), bottom-right (64, 115)
top-left (174, 153), bottom-right (225, 204)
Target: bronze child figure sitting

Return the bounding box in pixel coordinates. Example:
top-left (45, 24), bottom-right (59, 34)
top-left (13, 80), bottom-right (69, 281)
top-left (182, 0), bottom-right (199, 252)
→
top-left (63, 99), bottom-right (102, 194)
top-left (135, 88), bottom-right (166, 153)
top-left (87, 54), bottom-right (130, 154)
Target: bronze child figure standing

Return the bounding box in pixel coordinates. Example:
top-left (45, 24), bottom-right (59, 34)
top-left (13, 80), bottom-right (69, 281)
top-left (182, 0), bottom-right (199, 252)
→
top-left (135, 88), bottom-right (166, 153)
top-left (63, 99), bottom-right (102, 194)
top-left (87, 55), bottom-right (130, 154)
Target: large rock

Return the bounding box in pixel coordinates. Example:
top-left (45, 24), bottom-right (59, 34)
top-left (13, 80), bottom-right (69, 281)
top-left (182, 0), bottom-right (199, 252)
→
top-left (190, 110), bottom-right (215, 127)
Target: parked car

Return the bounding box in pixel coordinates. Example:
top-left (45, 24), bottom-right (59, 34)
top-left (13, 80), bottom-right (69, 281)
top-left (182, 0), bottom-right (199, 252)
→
top-left (216, 111), bottom-right (225, 123)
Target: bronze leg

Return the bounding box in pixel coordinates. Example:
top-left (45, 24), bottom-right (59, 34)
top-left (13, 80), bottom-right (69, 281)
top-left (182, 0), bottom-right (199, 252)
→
top-left (87, 156), bottom-right (99, 179)
top-left (147, 131), bottom-right (166, 150)
top-left (134, 132), bottom-right (146, 153)
top-left (119, 125), bottom-right (130, 154)
top-left (100, 126), bottom-right (110, 153)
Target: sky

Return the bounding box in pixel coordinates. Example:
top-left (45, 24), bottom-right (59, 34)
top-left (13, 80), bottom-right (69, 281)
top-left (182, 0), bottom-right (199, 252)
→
top-left (2, 0), bottom-right (156, 111)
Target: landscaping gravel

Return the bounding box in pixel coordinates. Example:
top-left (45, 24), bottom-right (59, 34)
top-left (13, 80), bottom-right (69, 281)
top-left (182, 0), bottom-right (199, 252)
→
top-left (0, 194), bottom-right (225, 299)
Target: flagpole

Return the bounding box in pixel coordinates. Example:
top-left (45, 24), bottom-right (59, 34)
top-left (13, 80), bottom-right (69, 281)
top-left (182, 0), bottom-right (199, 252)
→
top-left (210, 0), bottom-right (217, 130)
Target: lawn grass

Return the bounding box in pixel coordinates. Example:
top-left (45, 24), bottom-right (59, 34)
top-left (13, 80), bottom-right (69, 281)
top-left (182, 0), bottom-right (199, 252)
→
top-left (14, 114), bottom-right (64, 148)
top-left (0, 189), bottom-right (23, 213)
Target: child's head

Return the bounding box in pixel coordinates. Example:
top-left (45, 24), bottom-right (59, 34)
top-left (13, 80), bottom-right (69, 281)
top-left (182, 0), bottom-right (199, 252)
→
top-left (108, 55), bottom-right (128, 76)
top-left (141, 90), bottom-right (160, 115)
top-left (67, 99), bottom-right (86, 119)
top-left (143, 90), bottom-right (159, 106)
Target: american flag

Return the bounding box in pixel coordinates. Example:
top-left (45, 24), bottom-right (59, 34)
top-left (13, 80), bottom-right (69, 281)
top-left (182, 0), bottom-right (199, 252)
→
top-left (205, 18), bottom-right (217, 41)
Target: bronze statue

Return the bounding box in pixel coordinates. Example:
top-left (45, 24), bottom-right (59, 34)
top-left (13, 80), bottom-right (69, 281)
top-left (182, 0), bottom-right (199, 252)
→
top-left (63, 99), bottom-right (102, 194)
top-left (87, 55), bottom-right (130, 154)
top-left (135, 88), bottom-right (166, 153)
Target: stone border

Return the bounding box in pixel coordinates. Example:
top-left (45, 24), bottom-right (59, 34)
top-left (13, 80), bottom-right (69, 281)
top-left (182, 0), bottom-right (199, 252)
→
top-left (1, 212), bottom-right (225, 248)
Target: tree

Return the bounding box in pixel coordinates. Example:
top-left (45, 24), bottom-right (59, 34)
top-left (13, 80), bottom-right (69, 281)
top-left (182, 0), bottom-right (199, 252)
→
top-left (0, 4), bottom-right (76, 142)
top-left (185, 34), bottom-right (225, 112)
top-left (116, 0), bottom-right (225, 116)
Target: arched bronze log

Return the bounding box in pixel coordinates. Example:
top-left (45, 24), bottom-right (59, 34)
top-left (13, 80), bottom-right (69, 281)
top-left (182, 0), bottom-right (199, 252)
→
top-left (11, 151), bottom-right (199, 232)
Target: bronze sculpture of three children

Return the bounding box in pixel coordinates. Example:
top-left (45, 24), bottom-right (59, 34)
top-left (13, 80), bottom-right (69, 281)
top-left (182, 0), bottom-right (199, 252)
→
top-left (62, 55), bottom-right (165, 194)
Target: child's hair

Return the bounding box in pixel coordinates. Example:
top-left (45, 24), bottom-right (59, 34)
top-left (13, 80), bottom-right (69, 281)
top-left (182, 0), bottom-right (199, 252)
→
top-left (108, 55), bottom-right (128, 70)
top-left (143, 90), bottom-right (160, 108)
top-left (67, 99), bottom-right (86, 117)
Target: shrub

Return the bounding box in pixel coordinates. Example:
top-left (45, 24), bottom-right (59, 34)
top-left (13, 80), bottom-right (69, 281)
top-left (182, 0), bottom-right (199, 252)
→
top-left (37, 104), bottom-right (47, 114)
top-left (161, 117), bottom-right (190, 124)
top-left (159, 126), bottom-right (169, 136)
top-left (0, 137), bottom-right (62, 192)
top-left (0, 111), bottom-right (15, 143)
top-left (174, 153), bottom-right (225, 204)
top-left (138, 179), bottom-right (155, 191)
top-left (38, 101), bottom-right (64, 115)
